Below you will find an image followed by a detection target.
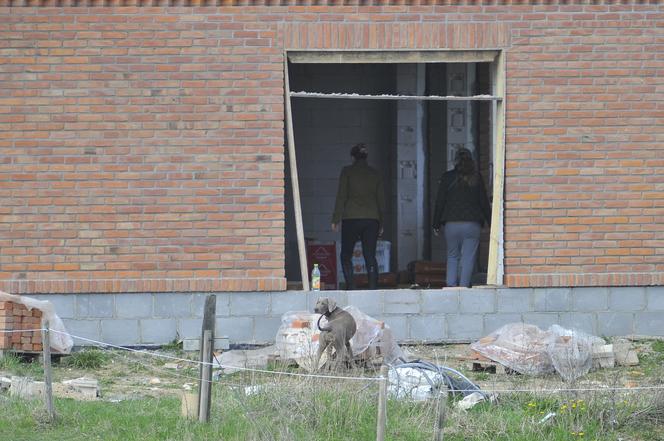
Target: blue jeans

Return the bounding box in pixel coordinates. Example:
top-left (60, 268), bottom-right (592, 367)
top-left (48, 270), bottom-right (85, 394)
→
top-left (444, 221), bottom-right (481, 288)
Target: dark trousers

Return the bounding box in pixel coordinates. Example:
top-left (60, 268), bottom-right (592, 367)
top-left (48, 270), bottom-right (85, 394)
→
top-left (340, 219), bottom-right (380, 290)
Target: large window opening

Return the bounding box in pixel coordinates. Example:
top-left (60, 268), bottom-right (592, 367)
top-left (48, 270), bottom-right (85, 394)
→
top-left (284, 51), bottom-right (505, 290)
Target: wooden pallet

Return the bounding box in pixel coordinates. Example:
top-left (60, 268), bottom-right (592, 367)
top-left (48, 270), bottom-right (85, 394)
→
top-left (459, 351), bottom-right (516, 375)
top-left (0, 348), bottom-right (64, 363)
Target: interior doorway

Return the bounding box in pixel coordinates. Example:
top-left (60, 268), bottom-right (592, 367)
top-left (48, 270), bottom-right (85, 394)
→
top-left (284, 52), bottom-right (504, 290)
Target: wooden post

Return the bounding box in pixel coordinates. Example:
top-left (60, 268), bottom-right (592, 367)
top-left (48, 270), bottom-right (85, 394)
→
top-left (41, 321), bottom-right (55, 422)
top-left (434, 390), bottom-right (446, 441)
top-left (283, 55), bottom-right (310, 291)
top-left (376, 365), bottom-right (388, 441)
top-left (198, 295), bottom-right (216, 423)
top-left (198, 330), bottom-right (213, 423)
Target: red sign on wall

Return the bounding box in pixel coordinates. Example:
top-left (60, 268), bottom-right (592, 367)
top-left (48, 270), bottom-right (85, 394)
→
top-left (306, 242), bottom-right (337, 290)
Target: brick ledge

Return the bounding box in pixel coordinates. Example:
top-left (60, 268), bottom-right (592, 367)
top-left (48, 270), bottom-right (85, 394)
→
top-left (0, 278), bottom-right (287, 294)
top-left (505, 273), bottom-right (664, 288)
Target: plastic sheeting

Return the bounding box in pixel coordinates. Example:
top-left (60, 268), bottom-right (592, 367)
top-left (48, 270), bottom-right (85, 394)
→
top-left (470, 323), bottom-right (605, 381)
top-left (275, 306), bottom-right (404, 371)
top-left (0, 291), bottom-right (73, 354)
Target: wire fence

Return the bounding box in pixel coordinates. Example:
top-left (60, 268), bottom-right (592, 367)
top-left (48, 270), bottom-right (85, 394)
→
top-left (1, 327), bottom-right (664, 440)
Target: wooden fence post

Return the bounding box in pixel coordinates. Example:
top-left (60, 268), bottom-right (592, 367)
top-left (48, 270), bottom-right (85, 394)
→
top-left (41, 320), bottom-right (55, 422)
top-left (198, 295), bottom-right (216, 423)
top-left (434, 389), bottom-right (447, 441)
top-left (376, 364), bottom-right (388, 441)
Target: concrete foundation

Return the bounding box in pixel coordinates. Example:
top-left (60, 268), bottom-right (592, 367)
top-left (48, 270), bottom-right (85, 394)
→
top-left (32, 287), bottom-right (664, 347)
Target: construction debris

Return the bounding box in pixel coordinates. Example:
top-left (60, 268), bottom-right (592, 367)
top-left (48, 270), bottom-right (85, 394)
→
top-left (62, 377), bottom-right (100, 400)
top-left (457, 392), bottom-right (486, 411)
top-left (470, 323), bottom-right (639, 381)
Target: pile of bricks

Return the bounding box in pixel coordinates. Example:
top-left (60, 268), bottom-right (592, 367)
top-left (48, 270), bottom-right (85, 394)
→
top-left (0, 301), bottom-right (43, 352)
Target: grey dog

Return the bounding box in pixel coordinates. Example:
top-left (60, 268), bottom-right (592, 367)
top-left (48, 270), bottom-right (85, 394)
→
top-left (314, 297), bottom-right (357, 370)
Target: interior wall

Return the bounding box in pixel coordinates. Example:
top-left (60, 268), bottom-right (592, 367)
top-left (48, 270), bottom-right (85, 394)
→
top-left (286, 63), bottom-right (396, 282)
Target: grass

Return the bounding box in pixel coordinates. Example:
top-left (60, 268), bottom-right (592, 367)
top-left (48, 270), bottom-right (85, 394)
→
top-left (61, 349), bottom-right (110, 370)
top-left (2, 341), bottom-right (664, 440)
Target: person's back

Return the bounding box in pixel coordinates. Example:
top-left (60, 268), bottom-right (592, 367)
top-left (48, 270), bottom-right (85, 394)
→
top-left (333, 159), bottom-right (384, 225)
top-left (332, 143), bottom-right (385, 290)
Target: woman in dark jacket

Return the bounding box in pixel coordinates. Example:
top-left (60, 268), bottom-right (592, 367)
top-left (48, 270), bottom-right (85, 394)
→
top-left (432, 148), bottom-right (491, 288)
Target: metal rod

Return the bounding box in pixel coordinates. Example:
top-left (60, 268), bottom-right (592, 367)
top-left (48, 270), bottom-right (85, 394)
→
top-left (291, 92), bottom-right (502, 102)
top-left (42, 320), bottom-right (55, 422)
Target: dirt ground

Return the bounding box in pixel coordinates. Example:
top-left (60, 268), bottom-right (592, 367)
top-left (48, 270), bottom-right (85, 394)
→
top-left (2, 338), bottom-right (662, 402)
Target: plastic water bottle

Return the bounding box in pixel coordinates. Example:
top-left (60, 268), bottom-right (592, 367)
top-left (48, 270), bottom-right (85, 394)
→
top-left (311, 264), bottom-right (321, 291)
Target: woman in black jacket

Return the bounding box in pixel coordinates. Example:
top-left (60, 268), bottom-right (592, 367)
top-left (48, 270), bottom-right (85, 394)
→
top-left (432, 148), bottom-right (491, 288)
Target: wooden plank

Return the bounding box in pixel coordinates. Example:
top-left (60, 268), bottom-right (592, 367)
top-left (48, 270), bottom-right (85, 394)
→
top-left (288, 50), bottom-right (499, 64)
top-left (487, 50), bottom-right (505, 286)
top-left (290, 92), bottom-right (502, 102)
top-left (284, 56), bottom-right (310, 291)
top-left (198, 295), bottom-right (215, 423)
top-left (42, 321), bottom-right (55, 422)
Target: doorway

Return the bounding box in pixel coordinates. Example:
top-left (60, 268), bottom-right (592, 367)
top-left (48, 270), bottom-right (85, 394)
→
top-left (284, 51), bottom-right (504, 290)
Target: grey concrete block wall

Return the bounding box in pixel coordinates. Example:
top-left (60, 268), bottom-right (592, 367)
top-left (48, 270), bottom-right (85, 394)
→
top-left (31, 286), bottom-right (664, 347)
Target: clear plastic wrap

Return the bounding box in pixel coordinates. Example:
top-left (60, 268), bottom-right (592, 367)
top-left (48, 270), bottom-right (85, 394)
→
top-left (0, 291), bottom-right (73, 354)
top-left (274, 306), bottom-right (404, 371)
top-left (470, 323), bottom-right (605, 381)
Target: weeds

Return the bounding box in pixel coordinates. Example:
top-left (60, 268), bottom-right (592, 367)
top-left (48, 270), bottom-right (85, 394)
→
top-left (61, 349), bottom-right (110, 370)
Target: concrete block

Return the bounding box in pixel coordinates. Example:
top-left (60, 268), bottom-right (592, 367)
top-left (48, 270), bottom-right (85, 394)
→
top-left (496, 289), bottom-right (531, 313)
top-left (182, 337), bottom-right (230, 352)
top-left (460, 289), bottom-right (495, 313)
top-left (545, 288), bottom-right (571, 312)
top-left (635, 312), bottom-right (664, 336)
top-left (530, 289), bottom-right (546, 311)
top-left (347, 291), bottom-right (383, 316)
top-left (176, 319), bottom-right (202, 340)
top-left (384, 302), bottom-right (419, 314)
top-left (483, 314), bottom-right (522, 335)
top-left (609, 288), bottom-right (646, 312)
top-left (384, 290), bottom-right (420, 304)
top-left (253, 317), bottom-right (283, 343)
top-left (597, 312), bottom-right (634, 337)
top-left (613, 342), bottom-right (639, 366)
top-left (63, 319), bottom-right (101, 345)
top-left (522, 313), bottom-right (559, 330)
top-left (140, 319), bottom-right (177, 345)
top-left (422, 290), bottom-right (459, 314)
top-left (409, 316), bottom-right (446, 342)
top-left (76, 294), bottom-right (114, 319)
top-left (34, 295), bottom-right (75, 319)
top-left (190, 293), bottom-right (230, 318)
top-left (572, 288), bottom-right (608, 312)
top-left (446, 314), bottom-right (484, 341)
top-left (10, 377), bottom-right (44, 400)
top-left (100, 319), bottom-right (139, 346)
top-left (645, 287), bottom-right (664, 311)
top-left (116, 294), bottom-right (153, 319)
top-left (383, 316), bottom-right (408, 341)
top-left (216, 317), bottom-right (254, 342)
top-left (558, 313), bottom-right (596, 335)
top-left (270, 292), bottom-right (308, 315)
top-left (154, 294), bottom-right (192, 318)
top-left (229, 293), bottom-right (270, 316)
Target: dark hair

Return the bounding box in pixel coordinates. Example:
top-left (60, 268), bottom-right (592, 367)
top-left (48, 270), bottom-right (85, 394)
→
top-left (454, 148), bottom-right (478, 186)
top-left (350, 143), bottom-right (368, 160)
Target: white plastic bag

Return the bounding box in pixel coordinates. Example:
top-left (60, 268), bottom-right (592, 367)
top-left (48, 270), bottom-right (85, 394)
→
top-left (0, 291), bottom-right (73, 354)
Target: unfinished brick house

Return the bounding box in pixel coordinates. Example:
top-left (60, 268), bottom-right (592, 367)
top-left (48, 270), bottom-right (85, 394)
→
top-left (0, 1), bottom-right (662, 344)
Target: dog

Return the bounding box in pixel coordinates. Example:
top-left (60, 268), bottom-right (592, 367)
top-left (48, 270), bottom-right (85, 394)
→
top-left (314, 297), bottom-right (357, 370)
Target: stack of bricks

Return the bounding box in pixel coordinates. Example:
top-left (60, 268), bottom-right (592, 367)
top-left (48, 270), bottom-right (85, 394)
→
top-left (0, 301), bottom-right (43, 352)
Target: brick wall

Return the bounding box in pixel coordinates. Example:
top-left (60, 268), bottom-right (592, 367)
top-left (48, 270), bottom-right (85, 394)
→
top-left (0, 3), bottom-right (661, 293)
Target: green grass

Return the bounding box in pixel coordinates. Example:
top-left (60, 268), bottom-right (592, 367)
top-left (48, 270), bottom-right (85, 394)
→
top-left (60, 349), bottom-right (110, 370)
top-left (1, 384), bottom-right (663, 441)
